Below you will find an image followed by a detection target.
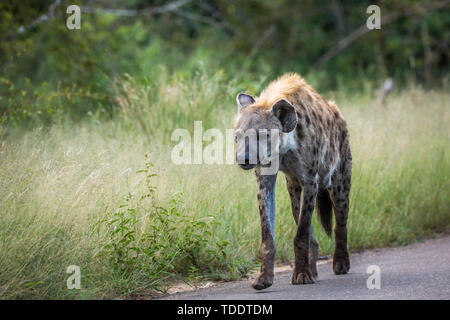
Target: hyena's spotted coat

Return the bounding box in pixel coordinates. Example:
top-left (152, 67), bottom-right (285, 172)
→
top-left (234, 73), bottom-right (352, 290)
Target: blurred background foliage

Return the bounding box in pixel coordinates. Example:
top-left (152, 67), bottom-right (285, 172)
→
top-left (0, 0), bottom-right (449, 128)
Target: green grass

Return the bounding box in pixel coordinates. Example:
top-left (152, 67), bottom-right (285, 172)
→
top-left (0, 73), bottom-right (449, 299)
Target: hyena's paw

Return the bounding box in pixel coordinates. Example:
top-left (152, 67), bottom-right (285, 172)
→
top-left (310, 264), bottom-right (318, 280)
top-left (251, 272), bottom-right (274, 290)
top-left (291, 268), bottom-right (315, 285)
top-left (333, 252), bottom-right (350, 275)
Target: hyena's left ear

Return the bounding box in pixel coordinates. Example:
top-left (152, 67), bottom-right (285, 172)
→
top-left (236, 93), bottom-right (255, 113)
top-left (272, 99), bottom-right (297, 132)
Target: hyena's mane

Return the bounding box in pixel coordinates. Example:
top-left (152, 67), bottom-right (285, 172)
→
top-left (253, 73), bottom-right (307, 109)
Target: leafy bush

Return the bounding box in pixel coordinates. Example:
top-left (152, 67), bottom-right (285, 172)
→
top-left (98, 156), bottom-right (229, 292)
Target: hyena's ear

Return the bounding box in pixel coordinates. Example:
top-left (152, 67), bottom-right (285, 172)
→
top-left (236, 93), bottom-right (255, 113)
top-left (272, 99), bottom-right (297, 132)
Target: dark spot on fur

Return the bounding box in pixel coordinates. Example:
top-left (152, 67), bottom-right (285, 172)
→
top-left (296, 126), bottom-right (304, 140)
top-left (334, 109), bottom-right (340, 118)
top-left (305, 114), bottom-right (310, 126)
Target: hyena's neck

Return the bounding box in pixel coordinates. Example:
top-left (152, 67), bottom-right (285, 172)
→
top-left (279, 130), bottom-right (298, 156)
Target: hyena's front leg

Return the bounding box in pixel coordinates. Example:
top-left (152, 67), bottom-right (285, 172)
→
top-left (252, 169), bottom-right (277, 290)
top-left (292, 180), bottom-right (318, 285)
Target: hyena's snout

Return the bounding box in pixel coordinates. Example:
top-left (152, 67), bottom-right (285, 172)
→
top-left (236, 139), bottom-right (257, 170)
top-left (236, 130), bottom-right (274, 170)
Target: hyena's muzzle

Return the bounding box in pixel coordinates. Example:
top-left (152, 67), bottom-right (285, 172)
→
top-left (235, 129), bottom-right (274, 171)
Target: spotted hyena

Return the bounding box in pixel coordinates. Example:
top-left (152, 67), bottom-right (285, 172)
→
top-left (234, 73), bottom-right (352, 290)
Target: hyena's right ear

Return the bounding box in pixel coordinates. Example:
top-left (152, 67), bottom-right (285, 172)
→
top-left (272, 99), bottom-right (297, 132)
top-left (236, 93), bottom-right (255, 113)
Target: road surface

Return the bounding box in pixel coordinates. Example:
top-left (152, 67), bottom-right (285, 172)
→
top-left (158, 235), bottom-right (450, 300)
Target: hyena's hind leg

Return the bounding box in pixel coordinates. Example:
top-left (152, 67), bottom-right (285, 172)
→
top-left (330, 159), bottom-right (352, 275)
top-left (285, 176), bottom-right (319, 280)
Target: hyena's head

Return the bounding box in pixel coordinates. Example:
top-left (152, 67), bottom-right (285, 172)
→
top-left (234, 93), bottom-right (297, 170)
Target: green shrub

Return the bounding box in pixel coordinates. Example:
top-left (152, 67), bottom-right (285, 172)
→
top-left (98, 157), bottom-right (229, 293)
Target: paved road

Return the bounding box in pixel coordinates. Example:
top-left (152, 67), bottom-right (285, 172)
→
top-left (159, 235), bottom-right (450, 300)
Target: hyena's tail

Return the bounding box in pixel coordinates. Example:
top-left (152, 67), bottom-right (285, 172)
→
top-left (316, 189), bottom-right (333, 237)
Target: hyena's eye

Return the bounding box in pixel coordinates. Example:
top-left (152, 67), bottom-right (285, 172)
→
top-left (234, 132), bottom-right (240, 142)
top-left (257, 131), bottom-right (271, 142)
top-left (234, 129), bottom-right (243, 143)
